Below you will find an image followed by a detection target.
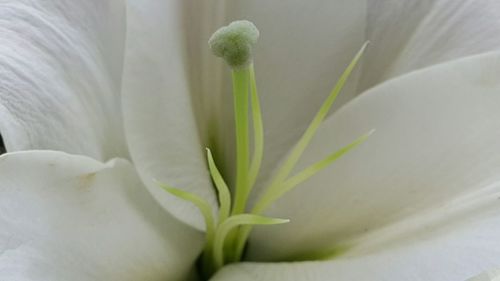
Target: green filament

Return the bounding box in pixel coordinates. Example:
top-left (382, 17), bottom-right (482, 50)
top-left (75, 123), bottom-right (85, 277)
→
top-left (248, 64), bottom-right (264, 190)
top-left (157, 182), bottom-right (217, 275)
top-left (255, 129), bottom-right (375, 213)
top-left (206, 148), bottom-right (231, 222)
top-left (212, 214), bottom-right (289, 270)
top-left (232, 42), bottom-right (369, 259)
top-left (255, 41), bottom-right (370, 210)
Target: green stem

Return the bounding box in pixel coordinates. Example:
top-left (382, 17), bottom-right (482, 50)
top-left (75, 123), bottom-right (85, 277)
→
top-left (231, 67), bottom-right (251, 214)
top-left (207, 148), bottom-right (232, 223)
top-left (248, 64), bottom-right (264, 189)
top-left (157, 183), bottom-right (217, 274)
top-left (229, 64), bottom-right (264, 262)
top-left (212, 214), bottom-right (289, 270)
top-left (233, 225), bottom-right (252, 261)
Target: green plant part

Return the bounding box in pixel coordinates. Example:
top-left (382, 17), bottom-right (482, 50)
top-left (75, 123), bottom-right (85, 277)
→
top-left (159, 20), bottom-right (373, 279)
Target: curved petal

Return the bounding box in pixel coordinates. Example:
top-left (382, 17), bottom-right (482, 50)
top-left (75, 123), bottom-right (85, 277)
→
top-left (246, 52), bottom-right (500, 260)
top-left (468, 268), bottom-right (500, 281)
top-left (121, 0), bottom-right (217, 229)
top-left (0, 151), bottom-right (203, 281)
top-left (212, 183), bottom-right (500, 280)
top-left (224, 0), bottom-right (367, 189)
top-left (0, 0), bottom-right (128, 160)
top-left (223, 0), bottom-right (500, 191)
top-left (360, 0), bottom-right (500, 91)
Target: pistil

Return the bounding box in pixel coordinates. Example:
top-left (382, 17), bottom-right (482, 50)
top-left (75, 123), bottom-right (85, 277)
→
top-left (157, 20), bottom-right (372, 280)
top-left (231, 67), bottom-right (251, 214)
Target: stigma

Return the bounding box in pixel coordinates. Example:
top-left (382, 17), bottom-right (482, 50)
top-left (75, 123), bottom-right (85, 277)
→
top-left (208, 20), bottom-right (260, 69)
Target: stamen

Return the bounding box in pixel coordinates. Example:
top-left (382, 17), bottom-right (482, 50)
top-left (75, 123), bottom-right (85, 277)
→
top-left (232, 42), bottom-right (371, 260)
top-left (157, 182), bottom-right (217, 276)
top-left (248, 64), bottom-right (264, 189)
top-left (258, 129), bottom-right (375, 210)
top-left (157, 182), bottom-right (215, 241)
top-left (206, 148), bottom-right (231, 222)
top-left (255, 41), bottom-right (370, 207)
top-left (212, 214), bottom-right (289, 270)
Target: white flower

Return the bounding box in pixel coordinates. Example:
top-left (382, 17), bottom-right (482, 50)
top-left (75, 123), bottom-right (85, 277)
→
top-left (1, 1), bottom-right (500, 280)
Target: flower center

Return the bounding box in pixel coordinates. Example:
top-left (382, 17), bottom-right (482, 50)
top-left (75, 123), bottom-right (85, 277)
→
top-left (157, 20), bottom-right (372, 279)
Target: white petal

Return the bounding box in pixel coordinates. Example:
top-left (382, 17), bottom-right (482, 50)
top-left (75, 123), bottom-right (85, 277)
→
top-left (360, 0), bottom-right (500, 91)
top-left (223, 0), bottom-right (500, 189)
top-left (468, 267), bottom-right (500, 281)
top-left (212, 184), bottom-right (500, 280)
top-left (247, 52), bottom-right (500, 260)
top-left (224, 0), bottom-right (367, 188)
top-left (0, 0), bottom-right (127, 160)
top-left (0, 151), bottom-right (202, 281)
top-left (121, 0), bottom-right (217, 229)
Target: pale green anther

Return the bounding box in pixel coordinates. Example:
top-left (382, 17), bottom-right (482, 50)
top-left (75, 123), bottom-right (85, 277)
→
top-left (209, 20), bottom-right (260, 69)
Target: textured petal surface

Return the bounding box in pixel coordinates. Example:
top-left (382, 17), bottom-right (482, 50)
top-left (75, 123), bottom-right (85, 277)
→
top-left (246, 52), bottom-right (500, 260)
top-left (0, 0), bottom-right (127, 160)
top-left (0, 151), bottom-right (203, 281)
top-left (224, 0), bottom-right (500, 193)
top-left (121, 0), bottom-right (216, 229)
top-left (212, 183), bottom-right (500, 280)
top-left (360, 0), bottom-right (500, 91)
top-left (468, 267), bottom-right (500, 281)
